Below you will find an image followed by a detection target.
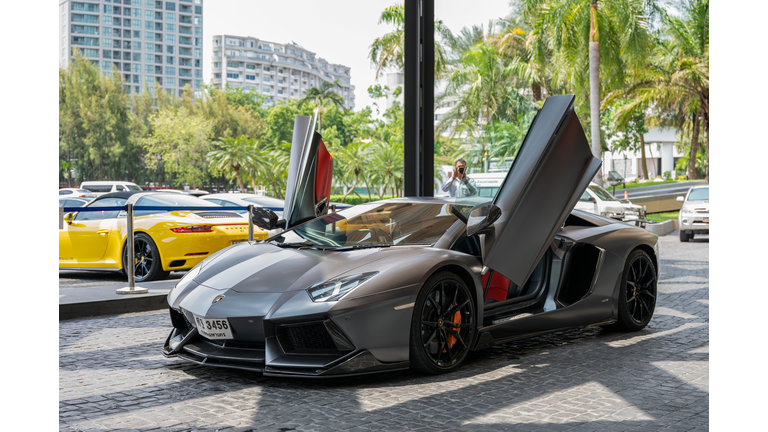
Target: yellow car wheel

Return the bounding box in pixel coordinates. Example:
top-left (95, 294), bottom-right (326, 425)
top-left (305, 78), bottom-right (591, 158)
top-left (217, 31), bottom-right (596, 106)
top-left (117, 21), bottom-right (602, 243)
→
top-left (122, 233), bottom-right (169, 282)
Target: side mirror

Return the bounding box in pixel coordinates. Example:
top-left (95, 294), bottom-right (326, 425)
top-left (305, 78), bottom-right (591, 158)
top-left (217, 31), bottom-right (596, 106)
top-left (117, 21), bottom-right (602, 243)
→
top-left (467, 204), bottom-right (502, 237)
top-left (676, 196), bottom-right (685, 202)
top-left (250, 206), bottom-right (286, 231)
top-left (64, 212), bottom-right (75, 225)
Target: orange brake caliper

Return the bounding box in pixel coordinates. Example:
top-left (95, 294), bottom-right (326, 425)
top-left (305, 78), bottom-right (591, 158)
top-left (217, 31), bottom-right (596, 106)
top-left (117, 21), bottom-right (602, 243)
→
top-left (443, 304), bottom-right (462, 351)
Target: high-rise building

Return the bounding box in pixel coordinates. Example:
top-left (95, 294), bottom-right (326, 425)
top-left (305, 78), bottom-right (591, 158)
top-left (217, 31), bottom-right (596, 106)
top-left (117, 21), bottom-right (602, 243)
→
top-left (211, 35), bottom-right (355, 110)
top-left (59, 0), bottom-right (204, 96)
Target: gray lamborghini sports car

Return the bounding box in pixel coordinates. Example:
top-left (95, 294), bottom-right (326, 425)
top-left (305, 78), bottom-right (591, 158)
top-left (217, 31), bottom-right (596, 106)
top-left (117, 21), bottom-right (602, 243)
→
top-left (162, 95), bottom-right (659, 377)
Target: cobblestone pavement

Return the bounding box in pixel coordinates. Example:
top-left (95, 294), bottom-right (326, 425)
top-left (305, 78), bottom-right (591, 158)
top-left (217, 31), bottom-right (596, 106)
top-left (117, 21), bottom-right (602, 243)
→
top-left (60, 233), bottom-right (708, 431)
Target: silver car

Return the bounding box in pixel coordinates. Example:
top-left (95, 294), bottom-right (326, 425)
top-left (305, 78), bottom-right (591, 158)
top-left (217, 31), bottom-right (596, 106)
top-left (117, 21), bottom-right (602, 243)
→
top-left (677, 185), bottom-right (709, 242)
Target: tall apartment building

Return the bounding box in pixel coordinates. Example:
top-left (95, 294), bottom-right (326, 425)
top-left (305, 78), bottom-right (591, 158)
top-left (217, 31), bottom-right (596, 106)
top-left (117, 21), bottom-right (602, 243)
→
top-left (59, 0), bottom-right (204, 96)
top-left (211, 35), bottom-right (355, 110)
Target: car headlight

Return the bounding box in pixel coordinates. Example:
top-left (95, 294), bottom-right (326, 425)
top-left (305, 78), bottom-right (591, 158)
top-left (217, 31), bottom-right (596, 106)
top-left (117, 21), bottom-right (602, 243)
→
top-left (307, 272), bottom-right (379, 302)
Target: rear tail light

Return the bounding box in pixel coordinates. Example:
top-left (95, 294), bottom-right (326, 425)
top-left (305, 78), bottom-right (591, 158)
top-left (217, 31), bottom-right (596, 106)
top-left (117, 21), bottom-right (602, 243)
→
top-left (171, 225), bottom-right (213, 233)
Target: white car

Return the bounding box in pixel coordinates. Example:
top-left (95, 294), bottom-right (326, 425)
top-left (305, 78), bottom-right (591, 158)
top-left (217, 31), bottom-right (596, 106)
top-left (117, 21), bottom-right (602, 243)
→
top-left (677, 185), bottom-right (709, 242)
top-left (58, 188), bottom-right (97, 198)
top-left (200, 193), bottom-right (286, 218)
top-left (574, 183), bottom-right (626, 220)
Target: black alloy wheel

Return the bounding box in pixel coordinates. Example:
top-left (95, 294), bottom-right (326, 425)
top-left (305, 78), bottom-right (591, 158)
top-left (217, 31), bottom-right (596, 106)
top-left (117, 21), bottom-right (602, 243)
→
top-left (122, 233), bottom-right (169, 282)
top-left (615, 249), bottom-right (657, 331)
top-left (410, 272), bottom-right (476, 374)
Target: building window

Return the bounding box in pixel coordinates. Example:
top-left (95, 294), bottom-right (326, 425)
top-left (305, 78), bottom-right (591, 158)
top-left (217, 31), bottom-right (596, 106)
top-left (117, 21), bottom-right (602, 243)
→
top-left (194, 27), bottom-right (202, 36)
top-left (165, 24), bottom-right (175, 33)
top-left (145, 43), bottom-right (154, 52)
top-left (165, 12), bottom-right (175, 21)
top-left (145, 64), bottom-right (154, 73)
top-left (194, 48), bottom-right (202, 57)
top-left (213, 62), bottom-right (221, 68)
top-left (227, 73), bottom-right (239, 79)
top-left (194, 37), bottom-right (202, 46)
top-left (166, 56), bottom-right (175, 64)
top-left (133, 52), bottom-right (141, 61)
top-left (102, 61), bottom-right (113, 69)
top-left (103, 5), bottom-right (113, 14)
top-left (132, 64), bottom-right (141, 72)
top-left (246, 75), bottom-right (255, 81)
top-left (165, 78), bottom-right (175, 87)
top-left (194, 69), bottom-right (202, 78)
top-left (166, 2), bottom-right (176, 11)
top-left (213, 73), bottom-right (221, 78)
top-left (194, 16), bottom-right (201, 25)
top-left (165, 34), bottom-right (175, 44)
top-left (166, 45), bottom-right (175, 54)
top-left (165, 67), bottom-right (175, 75)
top-left (145, 54), bottom-right (154, 62)
top-left (145, 10), bottom-right (153, 19)
top-left (102, 38), bottom-right (113, 47)
top-left (134, 31), bottom-right (141, 39)
top-left (180, 47), bottom-right (192, 55)
top-left (133, 8), bottom-right (142, 17)
top-left (195, 5), bottom-right (202, 14)
top-left (133, 20), bottom-right (141, 29)
top-left (103, 50), bottom-right (112, 58)
top-left (227, 62), bottom-right (239, 68)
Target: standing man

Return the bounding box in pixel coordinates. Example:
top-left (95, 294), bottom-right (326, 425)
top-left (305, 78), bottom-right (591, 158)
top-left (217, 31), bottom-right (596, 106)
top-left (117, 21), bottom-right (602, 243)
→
top-left (441, 159), bottom-right (477, 197)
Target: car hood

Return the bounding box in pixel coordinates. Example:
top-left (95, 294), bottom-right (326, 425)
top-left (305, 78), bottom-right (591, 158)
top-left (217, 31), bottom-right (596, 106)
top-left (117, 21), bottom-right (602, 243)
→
top-left (191, 243), bottom-right (391, 294)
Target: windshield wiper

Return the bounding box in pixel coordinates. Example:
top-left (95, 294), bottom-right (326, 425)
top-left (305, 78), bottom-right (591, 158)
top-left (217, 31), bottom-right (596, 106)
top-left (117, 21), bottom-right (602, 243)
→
top-left (329, 244), bottom-right (391, 251)
top-left (273, 241), bottom-right (316, 248)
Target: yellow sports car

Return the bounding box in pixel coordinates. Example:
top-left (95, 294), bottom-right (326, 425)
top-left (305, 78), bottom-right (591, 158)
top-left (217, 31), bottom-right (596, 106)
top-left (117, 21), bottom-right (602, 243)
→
top-left (59, 191), bottom-right (268, 281)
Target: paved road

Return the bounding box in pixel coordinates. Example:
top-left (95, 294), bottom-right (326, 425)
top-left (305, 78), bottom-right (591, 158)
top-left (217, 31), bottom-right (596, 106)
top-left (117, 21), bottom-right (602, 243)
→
top-left (59, 233), bottom-right (709, 431)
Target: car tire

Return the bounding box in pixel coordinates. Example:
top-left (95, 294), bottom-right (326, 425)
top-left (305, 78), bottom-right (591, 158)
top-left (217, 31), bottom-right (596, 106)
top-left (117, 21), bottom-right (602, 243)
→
top-left (614, 249), bottom-right (657, 331)
top-left (122, 233), bottom-right (168, 282)
top-left (679, 230), bottom-right (689, 242)
top-left (409, 271), bottom-right (476, 374)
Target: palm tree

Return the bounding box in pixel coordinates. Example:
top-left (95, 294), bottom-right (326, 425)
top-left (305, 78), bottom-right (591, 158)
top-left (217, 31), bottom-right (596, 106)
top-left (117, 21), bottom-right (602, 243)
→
top-left (604, 0), bottom-right (709, 181)
top-left (298, 80), bottom-right (345, 132)
top-left (334, 140), bottom-right (371, 202)
top-left (207, 135), bottom-right (260, 193)
top-left (369, 4), bottom-right (453, 80)
top-left (369, 140), bottom-right (404, 198)
top-left (521, 0), bottom-right (657, 186)
top-left (438, 35), bottom-right (537, 172)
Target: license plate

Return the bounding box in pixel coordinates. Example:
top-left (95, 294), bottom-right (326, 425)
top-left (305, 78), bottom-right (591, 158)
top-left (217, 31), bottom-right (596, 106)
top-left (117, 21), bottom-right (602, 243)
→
top-left (194, 315), bottom-right (233, 340)
top-left (703, 217), bottom-right (709, 223)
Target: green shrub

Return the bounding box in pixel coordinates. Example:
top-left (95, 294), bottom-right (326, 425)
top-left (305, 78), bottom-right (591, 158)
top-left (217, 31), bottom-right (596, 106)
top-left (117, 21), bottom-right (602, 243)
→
top-left (330, 195), bottom-right (398, 206)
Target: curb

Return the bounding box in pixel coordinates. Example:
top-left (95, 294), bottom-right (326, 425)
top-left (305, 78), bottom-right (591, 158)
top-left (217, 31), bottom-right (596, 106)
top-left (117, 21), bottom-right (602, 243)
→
top-left (60, 294), bottom-right (168, 321)
top-left (645, 220), bottom-right (674, 236)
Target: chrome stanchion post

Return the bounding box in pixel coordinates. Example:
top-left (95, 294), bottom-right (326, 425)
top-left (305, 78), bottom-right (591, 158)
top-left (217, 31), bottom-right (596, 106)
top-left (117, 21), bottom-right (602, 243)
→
top-left (59, 207), bottom-right (64, 230)
top-left (248, 204), bottom-right (254, 242)
top-left (117, 203), bottom-right (148, 294)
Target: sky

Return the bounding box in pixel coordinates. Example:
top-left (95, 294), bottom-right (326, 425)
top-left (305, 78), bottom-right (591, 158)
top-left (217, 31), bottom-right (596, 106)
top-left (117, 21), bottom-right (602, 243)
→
top-left (203, 0), bottom-right (514, 111)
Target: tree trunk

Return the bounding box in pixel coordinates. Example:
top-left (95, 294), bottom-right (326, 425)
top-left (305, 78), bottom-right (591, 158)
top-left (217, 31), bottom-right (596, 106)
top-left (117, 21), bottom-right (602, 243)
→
top-left (703, 119), bottom-right (709, 184)
top-left (234, 166), bottom-right (246, 193)
top-left (589, 1), bottom-right (603, 186)
top-left (639, 134), bottom-right (649, 180)
top-left (531, 84), bottom-right (542, 102)
top-left (688, 109), bottom-right (701, 179)
top-left (343, 178), bottom-right (358, 203)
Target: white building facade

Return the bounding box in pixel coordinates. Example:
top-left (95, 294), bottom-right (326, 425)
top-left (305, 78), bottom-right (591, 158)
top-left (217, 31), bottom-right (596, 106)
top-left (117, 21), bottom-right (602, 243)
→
top-left (603, 127), bottom-right (686, 181)
top-left (211, 35), bottom-right (355, 109)
top-left (59, 0), bottom-right (205, 96)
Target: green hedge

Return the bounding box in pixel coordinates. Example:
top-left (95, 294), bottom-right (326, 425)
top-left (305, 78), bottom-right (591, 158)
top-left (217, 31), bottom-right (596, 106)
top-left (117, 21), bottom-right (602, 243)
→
top-left (330, 195), bottom-right (398, 206)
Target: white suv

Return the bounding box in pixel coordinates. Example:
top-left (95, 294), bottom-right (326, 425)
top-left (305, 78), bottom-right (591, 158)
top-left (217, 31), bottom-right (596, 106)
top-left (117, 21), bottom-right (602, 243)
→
top-left (80, 181), bottom-right (142, 196)
top-left (677, 185), bottom-right (709, 242)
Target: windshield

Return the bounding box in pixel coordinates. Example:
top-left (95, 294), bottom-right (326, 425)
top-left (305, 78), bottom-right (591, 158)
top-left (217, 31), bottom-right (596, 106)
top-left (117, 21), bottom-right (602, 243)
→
top-left (126, 184), bottom-right (142, 191)
top-left (135, 194), bottom-right (219, 216)
top-left (588, 185), bottom-right (618, 201)
top-left (276, 201), bottom-right (462, 248)
top-left (687, 187), bottom-right (709, 201)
